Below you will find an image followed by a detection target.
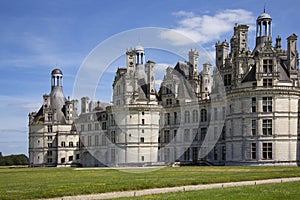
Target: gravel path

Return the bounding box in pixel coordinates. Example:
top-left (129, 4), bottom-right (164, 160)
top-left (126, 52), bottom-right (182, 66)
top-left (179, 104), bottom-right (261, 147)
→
top-left (42, 177), bottom-right (300, 200)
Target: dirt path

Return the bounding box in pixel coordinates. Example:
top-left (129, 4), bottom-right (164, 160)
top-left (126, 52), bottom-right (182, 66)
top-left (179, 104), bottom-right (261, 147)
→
top-left (42, 177), bottom-right (300, 200)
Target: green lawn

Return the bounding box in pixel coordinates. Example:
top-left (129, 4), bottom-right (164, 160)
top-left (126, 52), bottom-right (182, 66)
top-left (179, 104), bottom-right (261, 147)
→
top-left (112, 181), bottom-right (300, 200)
top-left (0, 166), bottom-right (300, 200)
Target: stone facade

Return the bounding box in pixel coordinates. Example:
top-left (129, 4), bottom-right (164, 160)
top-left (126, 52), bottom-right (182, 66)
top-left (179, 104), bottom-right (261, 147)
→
top-left (28, 69), bottom-right (80, 167)
top-left (29, 10), bottom-right (300, 167)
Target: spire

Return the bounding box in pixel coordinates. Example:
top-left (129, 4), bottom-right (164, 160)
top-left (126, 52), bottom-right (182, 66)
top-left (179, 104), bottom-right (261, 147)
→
top-left (264, 2), bottom-right (266, 13)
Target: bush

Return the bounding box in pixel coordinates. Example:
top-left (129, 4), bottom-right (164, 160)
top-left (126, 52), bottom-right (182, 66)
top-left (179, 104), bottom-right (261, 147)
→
top-left (0, 154), bottom-right (29, 166)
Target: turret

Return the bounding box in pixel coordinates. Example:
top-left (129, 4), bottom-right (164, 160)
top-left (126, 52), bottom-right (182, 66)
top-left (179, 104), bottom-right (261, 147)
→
top-left (215, 41), bottom-right (229, 69)
top-left (81, 97), bottom-right (90, 113)
top-left (188, 49), bottom-right (199, 76)
top-left (255, 11), bottom-right (272, 49)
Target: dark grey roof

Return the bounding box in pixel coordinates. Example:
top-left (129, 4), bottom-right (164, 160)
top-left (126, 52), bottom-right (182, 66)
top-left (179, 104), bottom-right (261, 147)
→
top-left (50, 87), bottom-right (67, 124)
top-left (242, 65), bottom-right (256, 83)
top-left (278, 59), bottom-right (290, 81)
top-left (51, 68), bottom-right (63, 75)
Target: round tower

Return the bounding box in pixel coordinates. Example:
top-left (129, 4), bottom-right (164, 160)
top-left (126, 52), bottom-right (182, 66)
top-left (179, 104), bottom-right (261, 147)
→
top-left (135, 44), bottom-right (145, 65)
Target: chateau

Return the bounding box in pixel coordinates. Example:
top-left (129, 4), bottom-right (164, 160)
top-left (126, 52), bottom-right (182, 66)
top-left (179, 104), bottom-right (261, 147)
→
top-left (29, 10), bottom-right (300, 167)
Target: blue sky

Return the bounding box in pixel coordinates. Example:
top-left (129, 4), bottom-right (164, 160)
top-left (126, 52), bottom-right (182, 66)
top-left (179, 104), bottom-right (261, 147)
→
top-left (0, 0), bottom-right (299, 155)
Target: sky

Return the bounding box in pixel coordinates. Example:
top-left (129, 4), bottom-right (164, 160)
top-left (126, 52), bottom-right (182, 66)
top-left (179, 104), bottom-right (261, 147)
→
top-left (0, 0), bottom-right (300, 156)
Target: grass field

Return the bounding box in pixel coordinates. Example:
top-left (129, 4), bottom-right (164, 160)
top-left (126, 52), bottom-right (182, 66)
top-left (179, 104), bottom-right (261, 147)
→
top-left (112, 181), bottom-right (300, 200)
top-left (1, 166), bottom-right (300, 200)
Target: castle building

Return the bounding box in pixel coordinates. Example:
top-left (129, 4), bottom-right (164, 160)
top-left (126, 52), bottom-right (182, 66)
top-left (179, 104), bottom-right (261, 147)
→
top-left (28, 69), bottom-right (80, 167)
top-left (29, 10), bottom-right (300, 167)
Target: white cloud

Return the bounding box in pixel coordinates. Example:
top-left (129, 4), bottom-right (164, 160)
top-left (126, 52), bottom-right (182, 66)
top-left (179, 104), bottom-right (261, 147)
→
top-left (161, 9), bottom-right (255, 46)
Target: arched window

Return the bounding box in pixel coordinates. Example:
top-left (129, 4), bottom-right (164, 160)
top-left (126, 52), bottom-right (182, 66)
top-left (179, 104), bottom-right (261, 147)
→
top-left (192, 110), bottom-right (198, 123)
top-left (200, 109), bottom-right (207, 122)
top-left (184, 111), bottom-right (190, 123)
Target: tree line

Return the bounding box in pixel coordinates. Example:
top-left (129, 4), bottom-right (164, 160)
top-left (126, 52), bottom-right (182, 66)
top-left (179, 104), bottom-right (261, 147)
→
top-left (0, 154), bottom-right (29, 166)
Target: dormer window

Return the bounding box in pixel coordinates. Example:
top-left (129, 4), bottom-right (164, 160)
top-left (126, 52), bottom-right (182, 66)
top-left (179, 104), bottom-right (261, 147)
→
top-left (263, 59), bottom-right (273, 73)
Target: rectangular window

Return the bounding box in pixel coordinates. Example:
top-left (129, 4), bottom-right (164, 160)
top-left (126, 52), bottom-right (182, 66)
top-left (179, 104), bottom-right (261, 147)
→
top-left (81, 124), bottom-right (84, 131)
top-left (141, 156), bottom-right (144, 161)
top-left (252, 120), bottom-right (257, 136)
top-left (69, 142), bottom-right (73, 147)
top-left (200, 128), bottom-right (207, 141)
top-left (224, 74), bottom-right (231, 86)
top-left (164, 130), bottom-right (170, 143)
top-left (61, 141), bottom-right (65, 147)
top-left (47, 136), bottom-right (52, 141)
top-left (214, 108), bottom-right (218, 121)
top-left (251, 97), bottom-right (256, 112)
top-left (214, 147), bottom-right (218, 160)
top-left (222, 146), bottom-right (226, 161)
top-left (61, 158), bottom-right (65, 163)
top-left (48, 143), bottom-right (52, 147)
top-left (95, 135), bottom-right (99, 146)
top-left (88, 124), bottom-right (92, 131)
top-left (142, 119), bottom-right (145, 125)
top-left (110, 131), bottom-right (116, 143)
top-left (76, 154), bottom-right (80, 160)
top-left (251, 143), bottom-right (256, 159)
top-left (102, 134), bottom-right (107, 145)
top-left (263, 79), bottom-right (272, 87)
top-left (184, 129), bottom-right (190, 142)
top-left (102, 122), bottom-right (107, 130)
top-left (47, 125), bottom-right (52, 133)
top-left (95, 123), bottom-right (99, 130)
top-left (165, 113), bottom-right (170, 125)
top-left (262, 119), bottom-right (272, 135)
top-left (111, 149), bottom-right (115, 162)
top-left (184, 148), bottom-right (190, 161)
top-left (47, 158), bottom-right (52, 163)
top-left (166, 98), bottom-right (172, 105)
top-left (173, 130), bottom-right (177, 142)
top-left (174, 112), bottom-right (178, 124)
top-left (140, 137), bottom-right (144, 143)
top-left (69, 156), bottom-right (73, 161)
top-left (47, 151), bottom-right (52, 156)
top-left (263, 59), bottom-right (273, 73)
top-left (262, 97), bottom-right (272, 112)
top-left (88, 136), bottom-right (92, 146)
top-left (262, 143), bottom-right (272, 160)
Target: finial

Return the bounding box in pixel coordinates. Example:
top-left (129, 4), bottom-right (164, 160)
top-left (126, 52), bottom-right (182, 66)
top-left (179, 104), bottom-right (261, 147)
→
top-left (264, 2), bottom-right (266, 13)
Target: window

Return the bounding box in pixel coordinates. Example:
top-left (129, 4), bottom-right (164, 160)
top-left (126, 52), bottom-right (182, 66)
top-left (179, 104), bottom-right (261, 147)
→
top-left (173, 130), bottom-right (177, 142)
top-left (111, 149), bottom-right (115, 162)
top-left (102, 134), bottom-right (107, 145)
top-left (224, 74), bottom-right (231, 86)
top-left (263, 59), bottom-right (273, 73)
top-left (142, 119), bottom-right (145, 125)
top-left (47, 136), bottom-right (52, 141)
top-left (165, 113), bottom-right (170, 125)
top-left (214, 147), bottom-right (218, 160)
top-left (200, 109), bottom-right (207, 122)
top-left (263, 79), bottom-right (272, 87)
top-left (69, 142), bottom-right (73, 147)
top-left (222, 107), bottom-right (226, 120)
top-left (47, 151), bottom-right (52, 156)
top-left (166, 84), bottom-right (172, 94)
top-left (141, 129), bottom-right (144, 134)
top-left (61, 141), bottom-right (65, 147)
top-left (251, 143), bottom-right (256, 159)
top-left (164, 130), bottom-right (170, 143)
top-left (88, 136), bottom-right (92, 146)
top-left (262, 143), bottom-right (272, 160)
top-left (48, 113), bottom-right (52, 121)
top-left (110, 114), bottom-right (115, 126)
top-left (140, 137), bottom-right (144, 143)
top-left (166, 98), bottom-right (172, 105)
top-left (214, 108), bottom-right (218, 121)
top-left (69, 156), bottom-right (73, 161)
top-left (95, 123), bottom-right (99, 130)
top-left (61, 158), bottom-right (65, 163)
top-left (47, 158), bottom-right (52, 163)
top-left (88, 124), bottom-right (92, 131)
top-left (184, 111), bottom-right (190, 123)
top-left (192, 110), bottom-right (199, 123)
top-left (141, 156), bottom-right (144, 161)
top-left (47, 125), bottom-right (52, 133)
top-left (48, 143), bottom-right (52, 147)
top-left (102, 122), bottom-right (107, 130)
top-left (200, 128), bottom-right (207, 141)
top-left (95, 135), bottom-right (99, 146)
top-left (184, 148), bottom-right (190, 161)
top-left (81, 124), bottom-right (84, 132)
top-left (110, 131), bottom-right (116, 143)
top-left (222, 146), bottom-right (226, 161)
top-left (174, 112), bottom-right (178, 124)
top-left (251, 97), bottom-right (257, 112)
top-left (76, 154), bottom-right (80, 160)
top-left (184, 129), bottom-right (190, 142)
top-left (262, 119), bottom-right (272, 135)
top-left (252, 120), bottom-right (257, 136)
top-left (262, 97), bottom-right (272, 112)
